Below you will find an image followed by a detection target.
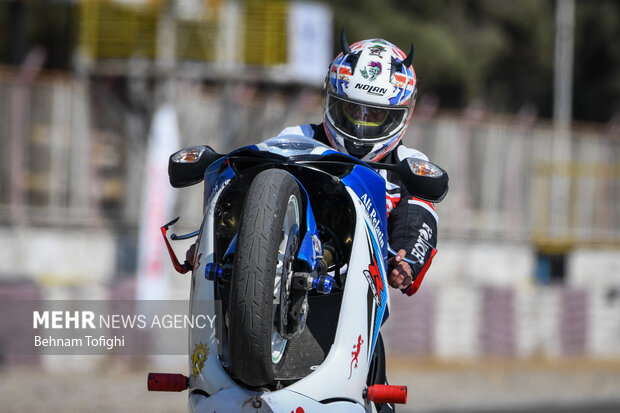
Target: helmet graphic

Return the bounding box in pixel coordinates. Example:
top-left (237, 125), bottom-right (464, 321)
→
top-left (323, 30), bottom-right (418, 162)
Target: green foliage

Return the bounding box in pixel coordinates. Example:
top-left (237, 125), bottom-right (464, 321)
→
top-left (0, 1), bottom-right (76, 70)
top-left (1, 0), bottom-right (618, 123)
top-left (320, 0), bottom-right (619, 123)
top-left (574, 0), bottom-right (620, 122)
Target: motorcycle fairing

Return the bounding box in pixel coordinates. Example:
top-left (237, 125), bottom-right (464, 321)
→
top-left (284, 187), bottom-right (389, 409)
top-left (187, 136), bottom-right (392, 410)
top-left (203, 157), bottom-right (235, 213)
top-left (190, 147), bottom-right (270, 395)
top-left (190, 174), bottom-right (237, 395)
top-left (340, 164), bottom-right (390, 358)
top-left (189, 386), bottom-right (367, 412)
top-left (362, 221), bottom-right (388, 361)
top-left (188, 183), bottom-right (386, 409)
top-left (340, 165), bottom-right (388, 265)
top-left (203, 153), bottom-right (321, 271)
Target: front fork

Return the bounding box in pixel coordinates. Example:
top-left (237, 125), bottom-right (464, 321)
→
top-left (161, 216), bottom-right (337, 341)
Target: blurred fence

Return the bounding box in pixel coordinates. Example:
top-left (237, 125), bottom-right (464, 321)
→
top-left (383, 282), bottom-right (620, 360)
top-left (76, 0), bottom-right (331, 86)
top-left (409, 111), bottom-right (620, 249)
top-left (1, 67), bottom-right (619, 362)
top-left (0, 67), bottom-right (324, 228)
top-left (1, 67), bottom-right (618, 249)
top-left (78, 0), bottom-right (286, 65)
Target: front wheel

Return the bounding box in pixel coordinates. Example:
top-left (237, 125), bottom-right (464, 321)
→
top-left (228, 169), bottom-right (302, 387)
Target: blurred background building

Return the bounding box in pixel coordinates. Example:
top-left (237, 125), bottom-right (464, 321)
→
top-left (0, 0), bottom-right (619, 368)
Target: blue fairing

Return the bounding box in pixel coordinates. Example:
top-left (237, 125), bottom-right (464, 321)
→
top-left (203, 157), bottom-right (235, 212)
top-left (342, 165), bottom-right (389, 357)
top-left (294, 182), bottom-right (320, 270)
top-left (227, 144), bottom-right (260, 156)
top-left (365, 221), bottom-right (388, 358)
top-left (341, 165), bottom-right (388, 262)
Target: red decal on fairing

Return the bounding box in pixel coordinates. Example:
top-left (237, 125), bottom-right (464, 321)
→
top-left (348, 335), bottom-right (364, 379)
top-left (364, 254), bottom-right (384, 306)
top-left (291, 408), bottom-right (305, 413)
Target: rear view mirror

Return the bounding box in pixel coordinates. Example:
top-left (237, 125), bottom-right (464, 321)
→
top-left (393, 158), bottom-right (449, 202)
top-left (168, 145), bottom-right (221, 188)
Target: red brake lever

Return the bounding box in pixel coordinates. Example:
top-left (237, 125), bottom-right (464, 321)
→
top-left (161, 217), bottom-right (192, 274)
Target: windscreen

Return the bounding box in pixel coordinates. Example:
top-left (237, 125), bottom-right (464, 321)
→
top-left (257, 136), bottom-right (333, 157)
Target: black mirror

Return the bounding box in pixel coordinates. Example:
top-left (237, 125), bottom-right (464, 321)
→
top-left (168, 145), bottom-right (221, 188)
top-left (392, 158), bottom-right (449, 202)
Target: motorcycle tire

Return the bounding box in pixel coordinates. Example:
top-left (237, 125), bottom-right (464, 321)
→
top-left (228, 168), bottom-right (301, 387)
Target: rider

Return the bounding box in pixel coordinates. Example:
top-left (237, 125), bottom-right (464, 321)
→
top-left (279, 32), bottom-right (438, 296)
top-left (181, 33), bottom-right (438, 412)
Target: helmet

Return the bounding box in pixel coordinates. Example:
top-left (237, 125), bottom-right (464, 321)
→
top-left (323, 31), bottom-right (418, 162)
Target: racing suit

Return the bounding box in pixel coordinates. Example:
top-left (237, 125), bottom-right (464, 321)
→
top-left (279, 123), bottom-right (439, 295)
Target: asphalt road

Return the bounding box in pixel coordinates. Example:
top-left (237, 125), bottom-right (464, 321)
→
top-left (1, 358), bottom-right (620, 413)
top-left (423, 403), bottom-right (620, 413)
top-left (389, 358), bottom-right (620, 413)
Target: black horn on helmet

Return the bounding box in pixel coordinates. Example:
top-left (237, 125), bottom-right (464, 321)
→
top-left (339, 28), bottom-right (360, 72)
top-left (402, 43), bottom-right (415, 67)
top-left (391, 43), bottom-right (415, 78)
top-left (340, 28), bottom-right (351, 55)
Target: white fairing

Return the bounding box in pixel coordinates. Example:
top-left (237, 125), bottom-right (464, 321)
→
top-left (286, 188), bottom-right (389, 405)
top-left (189, 182), bottom-right (236, 395)
top-left (188, 170), bottom-right (389, 412)
top-left (190, 387), bottom-right (367, 412)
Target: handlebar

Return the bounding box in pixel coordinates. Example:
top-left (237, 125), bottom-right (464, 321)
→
top-left (387, 245), bottom-right (418, 266)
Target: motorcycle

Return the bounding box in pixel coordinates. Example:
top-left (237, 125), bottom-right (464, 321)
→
top-left (147, 135), bottom-right (448, 412)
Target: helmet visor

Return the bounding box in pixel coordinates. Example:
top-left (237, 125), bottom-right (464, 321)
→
top-left (326, 94), bottom-right (408, 142)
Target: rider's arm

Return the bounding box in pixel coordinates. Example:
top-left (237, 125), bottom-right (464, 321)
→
top-left (387, 191), bottom-right (439, 295)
